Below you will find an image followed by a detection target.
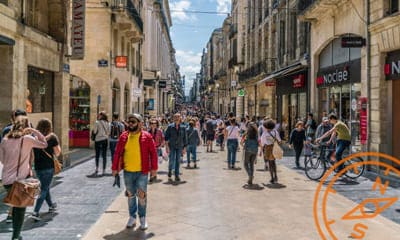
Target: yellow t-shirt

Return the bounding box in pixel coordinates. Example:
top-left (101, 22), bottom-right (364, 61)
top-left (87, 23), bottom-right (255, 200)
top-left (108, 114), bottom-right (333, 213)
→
top-left (334, 121), bottom-right (351, 141)
top-left (124, 132), bottom-right (142, 172)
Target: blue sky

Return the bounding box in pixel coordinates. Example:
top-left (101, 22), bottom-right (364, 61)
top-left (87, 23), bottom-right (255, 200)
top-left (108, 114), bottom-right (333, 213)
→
top-left (169, 0), bottom-right (231, 95)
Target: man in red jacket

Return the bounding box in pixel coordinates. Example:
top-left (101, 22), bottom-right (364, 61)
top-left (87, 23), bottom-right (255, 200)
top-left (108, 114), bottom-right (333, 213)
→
top-left (112, 113), bottom-right (158, 230)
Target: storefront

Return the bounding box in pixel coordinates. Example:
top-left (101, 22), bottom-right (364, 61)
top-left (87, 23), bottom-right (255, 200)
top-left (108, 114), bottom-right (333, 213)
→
top-left (385, 49), bottom-right (400, 165)
top-left (276, 71), bottom-right (308, 141)
top-left (69, 76), bottom-right (91, 147)
top-left (316, 38), bottom-right (362, 147)
top-left (27, 66), bottom-right (55, 127)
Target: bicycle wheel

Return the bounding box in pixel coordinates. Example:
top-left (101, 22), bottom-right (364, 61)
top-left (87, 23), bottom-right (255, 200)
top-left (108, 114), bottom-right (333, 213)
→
top-left (305, 157), bottom-right (326, 181)
top-left (344, 156), bottom-right (365, 179)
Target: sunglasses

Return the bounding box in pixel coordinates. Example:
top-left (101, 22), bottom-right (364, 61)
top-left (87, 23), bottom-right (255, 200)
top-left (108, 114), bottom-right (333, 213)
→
top-left (128, 120), bottom-right (138, 124)
top-left (150, 122), bottom-right (157, 125)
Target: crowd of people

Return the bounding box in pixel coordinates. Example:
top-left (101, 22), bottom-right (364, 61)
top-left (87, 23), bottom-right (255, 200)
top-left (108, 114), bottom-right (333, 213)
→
top-left (0, 106), bottom-right (352, 239)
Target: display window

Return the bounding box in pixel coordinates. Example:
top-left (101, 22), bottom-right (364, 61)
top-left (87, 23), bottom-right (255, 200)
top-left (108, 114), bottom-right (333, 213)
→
top-left (69, 77), bottom-right (90, 147)
top-left (27, 66), bottom-right (54, 113)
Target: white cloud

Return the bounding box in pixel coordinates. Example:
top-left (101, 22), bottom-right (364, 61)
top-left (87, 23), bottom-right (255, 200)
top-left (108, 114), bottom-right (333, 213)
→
top-left (170, 0), bottom-right (197, 22)
top-left (175, 50), bottom-right (202, 94)
top-left (216, 0), bottom-right (230, 13)
top-left (175, 50), bottom-right (201, 66)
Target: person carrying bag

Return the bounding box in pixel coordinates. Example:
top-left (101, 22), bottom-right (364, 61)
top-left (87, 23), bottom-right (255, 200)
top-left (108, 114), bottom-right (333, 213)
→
top-left (0, 116), bottom-right (47, 240)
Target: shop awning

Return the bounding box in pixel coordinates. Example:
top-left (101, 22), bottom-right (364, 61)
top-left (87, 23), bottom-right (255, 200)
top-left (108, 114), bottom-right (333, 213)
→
top-left (0, 35), bottom-right (15, 45)
top-left (258, 62), bottom-right (306, 85)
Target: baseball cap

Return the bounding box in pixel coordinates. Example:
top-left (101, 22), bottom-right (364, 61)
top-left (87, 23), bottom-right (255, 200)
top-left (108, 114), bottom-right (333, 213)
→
top-left (127, 113), bottom-right (143, 122)
top-left (322, 117), bottom-right (329, 122)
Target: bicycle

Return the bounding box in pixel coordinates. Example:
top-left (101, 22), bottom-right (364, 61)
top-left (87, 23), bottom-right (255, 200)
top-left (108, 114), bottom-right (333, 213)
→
top-left (304, 143), bottom-right (365, 181)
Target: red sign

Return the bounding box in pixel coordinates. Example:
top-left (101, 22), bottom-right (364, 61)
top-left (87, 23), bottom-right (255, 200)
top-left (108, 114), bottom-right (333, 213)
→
top-left (292, 74), bottom-right (305, 88)
top-left (359, 97), bottom-right (368, 145)
top-left (265, 81), bottom-right (276, 87)
top-left (115, 56), bottom-right (127, 68)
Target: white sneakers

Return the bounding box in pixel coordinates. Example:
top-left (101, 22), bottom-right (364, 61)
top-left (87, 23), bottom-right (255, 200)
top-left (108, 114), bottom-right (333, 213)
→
top-left (139, 217), bottom-right (148, 230)
top-left (126, 216), bottom-right (148, 230)
top-left (126, 216), bottom-right (136, 228)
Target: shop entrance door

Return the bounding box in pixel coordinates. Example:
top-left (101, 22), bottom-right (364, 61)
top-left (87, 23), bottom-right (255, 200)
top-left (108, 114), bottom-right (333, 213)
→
top-left (393, 80), bottom-right (400, 164)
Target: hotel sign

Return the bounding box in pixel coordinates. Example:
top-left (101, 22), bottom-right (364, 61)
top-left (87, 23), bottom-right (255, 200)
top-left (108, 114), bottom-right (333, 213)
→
top-left (72, 0), bottom-right (85, 59)
top-left (385, 49), bottom-right (400, 81)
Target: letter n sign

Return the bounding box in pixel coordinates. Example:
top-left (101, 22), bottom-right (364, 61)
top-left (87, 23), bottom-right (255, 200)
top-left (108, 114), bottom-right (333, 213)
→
top-left (385, 50), bottom-right (400, 81)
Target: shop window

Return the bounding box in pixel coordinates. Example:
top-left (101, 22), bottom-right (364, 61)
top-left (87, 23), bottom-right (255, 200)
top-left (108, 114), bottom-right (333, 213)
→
top-left (332, 38), bottom-right (349, 65)
top-left (386, 0), bottom-right (399, 15)
top-left (69, 78), bottom-right (90, 147)
top-left (27, 67), bottom-right (53, 113)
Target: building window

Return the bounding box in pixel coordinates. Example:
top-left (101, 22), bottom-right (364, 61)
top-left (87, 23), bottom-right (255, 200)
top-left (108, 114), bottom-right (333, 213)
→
top-left (27, 66), bottom-right (54, 113)
top-left (387, 0), bottom-right (399, 14)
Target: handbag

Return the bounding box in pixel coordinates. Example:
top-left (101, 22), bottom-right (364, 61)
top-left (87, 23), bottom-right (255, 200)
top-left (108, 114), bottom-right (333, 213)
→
top-left (3, 138), bottom-right (41, 208)
top-left (42, 149), bottom-right (62, 175)
top-left (91, 130), bottom-right (97, 141)
top-left (268, 130), bottom-right (284, 160)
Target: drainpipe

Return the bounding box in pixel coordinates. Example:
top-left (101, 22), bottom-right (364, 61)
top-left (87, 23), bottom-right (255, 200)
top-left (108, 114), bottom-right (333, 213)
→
top-left (366, 0), bottom-right (371, 156)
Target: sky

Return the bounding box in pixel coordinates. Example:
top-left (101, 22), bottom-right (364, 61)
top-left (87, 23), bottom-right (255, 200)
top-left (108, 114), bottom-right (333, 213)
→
top-left (169, 0), bottom-right (231, 95)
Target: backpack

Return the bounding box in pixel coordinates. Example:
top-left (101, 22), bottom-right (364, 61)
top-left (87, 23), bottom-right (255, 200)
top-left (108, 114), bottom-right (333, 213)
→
top-left (110, 121), bottom-right (122, 139)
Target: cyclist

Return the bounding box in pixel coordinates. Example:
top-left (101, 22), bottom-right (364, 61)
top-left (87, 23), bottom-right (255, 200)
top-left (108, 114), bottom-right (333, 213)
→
top-left (315, 117), bottom-right (332, 160)
top-left (316, 114), bottom-right (351, 172)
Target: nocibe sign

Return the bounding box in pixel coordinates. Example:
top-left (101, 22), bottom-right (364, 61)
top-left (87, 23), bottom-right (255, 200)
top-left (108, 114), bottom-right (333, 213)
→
top-left (385, 49), bottom-right (400, 81)
top-left (316, 67), bottom-right (349, 86)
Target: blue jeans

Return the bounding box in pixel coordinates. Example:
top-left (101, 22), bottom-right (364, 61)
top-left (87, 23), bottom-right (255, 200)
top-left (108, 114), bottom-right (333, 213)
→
top-left (123, 171), bottom-right (148, 218)
top-left (227, 139), bottom-right (238, 166)
top-left (336, 139), bottom-right (351, 171)
top-left (34, 168), bottom-right (54, 213)
top-left (169, 148), bottom-right (182, 177)
top-left (186, 144), bottom-right (197, 163)
top-left (110, 140), bottom-right (118, 162)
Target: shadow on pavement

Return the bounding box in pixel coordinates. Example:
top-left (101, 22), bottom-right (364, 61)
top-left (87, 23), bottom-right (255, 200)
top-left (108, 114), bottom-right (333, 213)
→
top-left (163, 181), bottom-right (187, 186)
top-left (148, 179), bottom-right (163, 185)
top-left (21, 212), bottom-right (59, 231)
top-left (104, 229), bottom-right (155, 240)
top-left (263, 183), bottom-right (287, 189)
top-left (243, 184), bottom-right (264, 190)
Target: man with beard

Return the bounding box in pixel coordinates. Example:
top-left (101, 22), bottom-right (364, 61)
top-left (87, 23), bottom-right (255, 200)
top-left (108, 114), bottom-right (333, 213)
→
top-left (112, 113), bottom-right (158, 230)
top-left (164, 113), bottom-right (188, 182)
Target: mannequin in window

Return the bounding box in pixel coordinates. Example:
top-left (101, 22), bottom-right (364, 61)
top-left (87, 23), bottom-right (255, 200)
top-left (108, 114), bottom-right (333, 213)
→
top-left (26, 89), bottom-right (33, 113)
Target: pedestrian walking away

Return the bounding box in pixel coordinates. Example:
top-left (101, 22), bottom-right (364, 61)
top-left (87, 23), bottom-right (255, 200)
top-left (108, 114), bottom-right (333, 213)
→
top-left (109, 112), bottom-right (124, 166)
top-left (186, 119), bottom-right (201, 168)
top-left (261, 119), bottom-right (282, 184)
top-left (289, 121), bottom-right (306, 169)
top-left (0, 116), bottom-right (48, 240)
top-left (164, 113), bottom-right (188, 182)
top-left (89, 111), bottom-right (110, 177)
top-left (112, 113), bottom-right (158, 230)
top-left (31, 118), bottom-right (62, 221)
top-left (148, 118), bottom-right (165, 182)
top-left (240, 122), bottom-right (261, 185)
top-left (225, 118), bottom-right (240, 169)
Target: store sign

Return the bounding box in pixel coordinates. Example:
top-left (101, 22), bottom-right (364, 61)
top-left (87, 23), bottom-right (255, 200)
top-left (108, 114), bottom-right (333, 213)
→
top-left (71, 0), bottom-right (85, 59)
top-left (158, 81), bottom-right (166, 88)
top-left (144, 79), bottom-right (154, 87)
top-left (292, 74), bottom-right (305, 88)
top-left (341, 36), bottom-right (366, 48)
top-left (133, 88), bottom-right (142, 97)
top-left (359, 97), bottom-right (368, 145)
top-left (115, 56), bottom-right (127, 68)
top-left (231, 80), bottom-right (237, 87)
top-left (317, 67), bottom-right (349, 86)
top-left (385, 49), bottom-right (400, 81)
top-left (265, 81), bottom-right (276, 87)
top-left (63, 64), bottom-right (70, 73)
top-left (238, 89), bottom-right (245, 97)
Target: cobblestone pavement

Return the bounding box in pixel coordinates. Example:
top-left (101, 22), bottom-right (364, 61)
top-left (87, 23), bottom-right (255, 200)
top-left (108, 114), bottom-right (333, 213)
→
top-left (0, 157), bottom-right (122, 240)
top-left (83, 146), bottom-right (400, 240)
top-left (1, 145), bottom-right (399, 240)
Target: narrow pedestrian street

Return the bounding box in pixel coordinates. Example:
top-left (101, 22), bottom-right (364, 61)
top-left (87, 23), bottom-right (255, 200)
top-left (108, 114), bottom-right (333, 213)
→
top-left (2, 145), bottom-right (397, 239)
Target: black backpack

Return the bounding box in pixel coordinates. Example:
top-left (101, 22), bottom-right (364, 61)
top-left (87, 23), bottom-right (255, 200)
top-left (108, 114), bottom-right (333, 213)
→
top-left (110, 121), bottom-right (122, 139)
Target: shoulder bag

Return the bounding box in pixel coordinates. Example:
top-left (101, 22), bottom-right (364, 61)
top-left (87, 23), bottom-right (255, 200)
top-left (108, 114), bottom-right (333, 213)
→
top-left (3, 138), bottom-right (41, 207)
top-left (42, 149), bottom-right (62, 175)
top-left (268, 130), bottom-right (283, 160)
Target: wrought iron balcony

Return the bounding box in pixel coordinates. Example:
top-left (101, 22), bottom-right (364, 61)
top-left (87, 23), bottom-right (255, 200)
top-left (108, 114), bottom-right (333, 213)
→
top-left (111, 0), bottom-right (143, 32)
top-left (238, 62), bottom-right (267, 82)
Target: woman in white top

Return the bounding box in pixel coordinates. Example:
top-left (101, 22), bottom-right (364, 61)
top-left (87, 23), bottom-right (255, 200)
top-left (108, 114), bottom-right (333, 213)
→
top-left (225, 119), bottom-right (240, 169)
top-left (260, 119), bottom-right (282, 184)
top-left (89, 111), bottom-right (110, 177)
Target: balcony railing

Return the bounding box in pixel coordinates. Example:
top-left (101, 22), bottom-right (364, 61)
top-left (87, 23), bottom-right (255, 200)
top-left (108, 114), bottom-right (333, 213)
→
top-left (297, 0), bottom-right (316, 15)
top-left (238, 62), bottom-right (266, 82)
top-left (111, 0), bottom-right (143, 32)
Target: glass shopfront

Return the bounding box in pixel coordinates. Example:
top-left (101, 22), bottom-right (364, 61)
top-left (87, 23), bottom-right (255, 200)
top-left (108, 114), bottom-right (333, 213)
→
top-left (317, 37), bottom-right (362, 148)
top-left (277, 70), bottom-right (308, 141)
top-left (69, 77), bottom-right (91, 147)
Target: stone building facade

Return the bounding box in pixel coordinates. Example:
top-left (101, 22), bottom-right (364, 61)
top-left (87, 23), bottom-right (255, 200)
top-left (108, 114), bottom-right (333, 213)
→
top-left (0, 0), bottom-right (70, 161)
